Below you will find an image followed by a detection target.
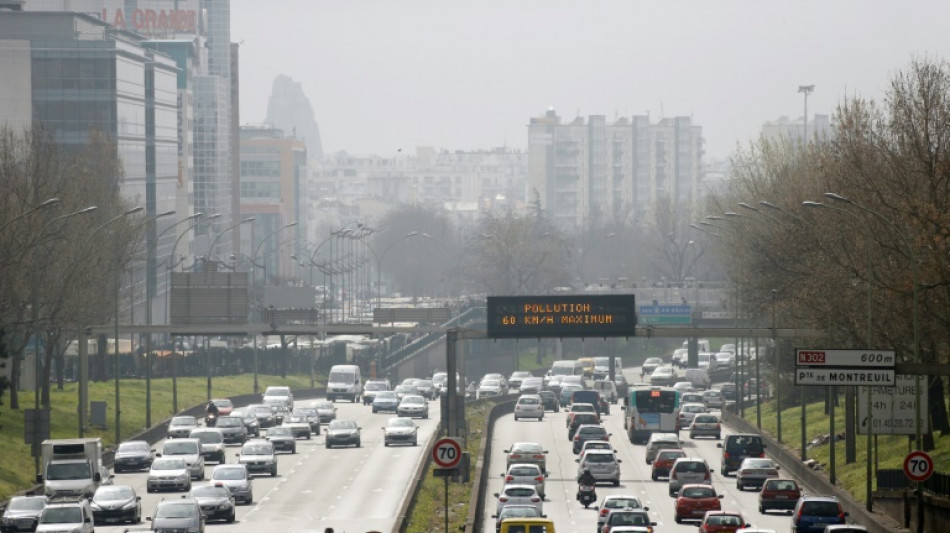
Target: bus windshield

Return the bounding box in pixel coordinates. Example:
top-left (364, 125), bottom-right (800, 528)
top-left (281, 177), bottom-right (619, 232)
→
top-left (626, 387), bottom-right (680, 444)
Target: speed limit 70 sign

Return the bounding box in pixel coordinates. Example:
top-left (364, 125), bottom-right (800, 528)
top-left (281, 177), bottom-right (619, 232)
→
top-left (904, 450), bottom-right (935, 482)
top-left (432, 437), bottom-right (462, 469)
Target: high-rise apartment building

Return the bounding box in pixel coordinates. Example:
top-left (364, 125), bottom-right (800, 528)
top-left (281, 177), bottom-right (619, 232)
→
top-left (527, 109), bottom-right (704, 230)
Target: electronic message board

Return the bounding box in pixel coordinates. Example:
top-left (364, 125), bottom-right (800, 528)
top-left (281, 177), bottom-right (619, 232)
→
top-left (486, 295), bottom-right (636, 339)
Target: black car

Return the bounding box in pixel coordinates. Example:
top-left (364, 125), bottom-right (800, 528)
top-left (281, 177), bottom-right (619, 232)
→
top-left (214, 416), bottom-right (248, 444)
top-left (90, 485), bottom-right (141, 525)
top-left (326, 420), bottom-right (361, 449)
top-left (231, 409), bottom-right (261, 437)
top-left (113, 440), bottom-right (154, 473)
top-left (0, 495), bottom-right (46, 533)
top-left (189, 484), bottom-right (236, 523)
top-left (148, 498), bottom-right (204, 533)
top-left (538, 390), bottom-right (560, 412)
top-left (265, 426), bottom-right (297, 453)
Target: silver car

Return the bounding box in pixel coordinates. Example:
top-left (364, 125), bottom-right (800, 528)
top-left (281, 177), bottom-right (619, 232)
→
top-left (678, 403), bottom-right (708, 427)
top-left (210, 463), bottom-right (254, 504)
top-left (189, 484), bottom-right (236, 522)
top-left (493, 484), bottom-right (542, 515)
top-left (166, 416), bottom-right (198, 439)
top-left (0, 495), bottom-right (47, 533)
top-left (189, 428), bottom-right (227, 464)
top-left (397, 395), bottom-right (429, 419)
top-left (668, 457), bottom-right (712, 497)
top-left (160, 438), bottom-right (205, 481)
top-left (236, 439), bottom-right (277, 477)
top-left (382, 417), bottom-right (418, 447)
top-left (35, 501), bottom-right (94, 533)
top-left (213, 416), bottom-right (248, 444)
top-left (502, 463), bottom-right (547, 499)
top-left (146, 457), bottom-right (191, 493)
top-left (325, 419), bottom-right (361, 448)
top-left (372, 391), bottom-right (400, 413)
top-left (576, 449), bottom-right (622, 486)
top-left (313, 400), bottom-right (338, 423)
top-left (735, 457), bottom-right (780, 491)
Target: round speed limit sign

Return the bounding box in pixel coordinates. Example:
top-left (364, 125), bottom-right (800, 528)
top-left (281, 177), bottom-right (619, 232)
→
top-left (432, 437), bottom-right (462, 469)
top-left (903, 450), bottom-right (934, 482)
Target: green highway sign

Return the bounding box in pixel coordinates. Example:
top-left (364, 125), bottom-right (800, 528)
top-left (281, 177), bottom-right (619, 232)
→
top-left (639, 315), bottom-right (692, 325)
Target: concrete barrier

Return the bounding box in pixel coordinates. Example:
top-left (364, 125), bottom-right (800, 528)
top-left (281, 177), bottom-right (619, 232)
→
top-left (721, 410), bottom-right (904, 533)
top-left (464, 398), bottom-right (516, 533)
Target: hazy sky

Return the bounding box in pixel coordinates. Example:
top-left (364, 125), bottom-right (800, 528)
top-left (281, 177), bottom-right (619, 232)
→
top-left (231, 1), bottom-right (950, 160)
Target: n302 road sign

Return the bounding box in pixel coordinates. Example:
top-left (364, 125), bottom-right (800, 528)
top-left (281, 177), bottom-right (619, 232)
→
top-left (904, 450), bottom-right (934, 482)
top-left (432, 438), bottom-right (462, 469)
top-left (796, 349), bottom-right (896, 368)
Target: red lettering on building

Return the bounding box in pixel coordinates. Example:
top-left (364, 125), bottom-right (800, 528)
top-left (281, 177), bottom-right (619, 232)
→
top-left (102, 8), bottom-right (197, 35)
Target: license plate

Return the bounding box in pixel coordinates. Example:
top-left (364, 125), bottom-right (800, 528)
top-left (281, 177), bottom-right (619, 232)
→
top-left (775, 495), bottom-right (788, 499)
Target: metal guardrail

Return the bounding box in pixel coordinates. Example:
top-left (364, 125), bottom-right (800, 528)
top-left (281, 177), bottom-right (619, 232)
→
top-left (380, 307), bottom-right (485, 369)
top-left (878, 469), bottom-right (950, 496)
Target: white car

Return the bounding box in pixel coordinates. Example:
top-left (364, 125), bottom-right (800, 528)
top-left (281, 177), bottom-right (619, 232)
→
top-left (519, 377), bottom-right (544, 394)
top-left (236, 439), bottom-right (278, 477)
top-left (478, 379), bottom-right (505, 398)
top-left (672, 381), bottom-right (695, 393)
top-left (146, 457), bottom-right (191, 493)
top-left (210, 463), bottom-right (254, 504)
top-left (397, 395), bottom-right (429, 418)
top-left (502, 463), bottom-right (547, 498)
top-left (514, 395), bottom-right (544, 421)
top-left (383, 417), bottom-right (418, 446)
top-left (678, 403), bottom-right (708, 426)
top-left (35, 500), bottom-right (94, 533)
top-left (575, 449), bottom-right (622, 486)
top-left (595, 494), bottom-right (645, 532)
top-left (493, 484), bottom-right (543, 515)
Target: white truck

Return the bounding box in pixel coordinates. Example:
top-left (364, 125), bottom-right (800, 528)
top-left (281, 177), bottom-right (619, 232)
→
top-left (38, 438), bottom-right (108, 498)
top-left (326, 364), bottom-right (362, 402)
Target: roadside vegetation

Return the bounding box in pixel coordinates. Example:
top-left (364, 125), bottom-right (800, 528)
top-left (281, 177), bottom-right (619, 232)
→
top-left (0, 373), bottom-right (316, 501)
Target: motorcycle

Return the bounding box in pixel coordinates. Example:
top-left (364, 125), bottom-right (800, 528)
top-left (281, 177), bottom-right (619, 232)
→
top-left (205, 412), bottom-right (218, 427)
top-left (576, 484), bottom-right (597, 508)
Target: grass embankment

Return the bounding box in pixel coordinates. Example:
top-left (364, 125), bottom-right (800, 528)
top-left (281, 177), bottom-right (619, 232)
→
top-left (0, 373), bottom-right (317, 501)
top-left (742, 396), bottom-right (950, 501)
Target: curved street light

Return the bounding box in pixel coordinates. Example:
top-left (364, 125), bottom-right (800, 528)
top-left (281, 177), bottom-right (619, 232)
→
top-left (207, 217), bottom-right (256, 263)
top-left (366, 231), bottom-right (432, 310)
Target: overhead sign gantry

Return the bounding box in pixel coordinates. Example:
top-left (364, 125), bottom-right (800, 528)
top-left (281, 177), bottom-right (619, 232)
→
top-left (486, 295), bottom-right (637, 338)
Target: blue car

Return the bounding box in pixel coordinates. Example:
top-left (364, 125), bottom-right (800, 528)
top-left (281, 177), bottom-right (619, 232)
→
top-left (372, 391), bottom-right (399, 413)
top-left (791, 495), bottom-right (848, 533)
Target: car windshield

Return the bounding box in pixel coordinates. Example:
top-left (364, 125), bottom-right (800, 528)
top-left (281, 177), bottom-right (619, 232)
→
top-left (217, 417), bottom-right (243, 427)
top-left (572, 404), bottom-right (595, 412)
top-left (117, 441), bottom-right (149, 453)
top-left (264, 387), bottom-right (290, 396)
top-left (267, 427), bottom-right (292, 437)
top-left (8, 498), bottom-right (46, 511)
top-left (611, 513), bottom-right (646, 525)
top-left (605, 498), bottom-right (640, 509)
top-left (578, 428), bottom-right (606, 437)
top-left (518, 397), bottom-right (539, 405)
top-left (314, 402), bottom-right (333, 410)
top-left (170, 417), bottom-right (196, 427)
top-left (766, 480), bottom-right (798, 490)
top-left (94, 486), bottom-right (133, 500)
top-left (46, 462), bottom-right (91, 480)
top-left (395, 385), bottom-right (415, 393)
top-left (695, 415), bottom-right (718, 423)
top-left (402, 396), bottom-right (424, 405)
top-left (329, 420), bottom-right (357, 430)
top-left (163, 441), bottom-right (198, 454)
top-left (388, 418), bottom-right (415, 428)
top-left (376, 391), bottom-right (397, 399)
top-left (213, 467), bottom-right (246, 480)
top-left (803, 501), bottom-right (841, 516)
top-left (682, 486), bottom-right (716, 498)
top-left (742, 459), bottom-right (774, 468)
top-left (212, 399), bottom-right (233, 409)
top-left (675, 461), bottom-right (707, 472)
top-left (584, 442), bottom-right (610, 451)
top-left (481, 380), bottom-right (500, 387)
top-left (511, 443), bottom-right (542, 454)
top-left (504, 487), bottom-right (536, 497)
top-left (152, 459), bottom-right (186, 470)
top-left (242, 444), bottom-right (273, 455)
top-left (191, 486), bottom-right (230, 498)
top-left (193, 431), bottom-right (222, 443)
top-left (295, 408), bottom-right (317, 416)
top-left (155, 503), bottom-right (196, 519)
top-left (365, 382), bottom-right (388, 391)
top-left (40, 507), bottom-right (82, 524)
top-left (584, 453), bottom-right (615, 463)
top-left (253, 406), bottom-right (272, 415)
top-left (499, 506), bottom-right (539, 518)
top-left (287, 415), bottom-right (307, 423)
top-left (415, 380), bottom-right (433, 388)
top-left (509, 466), bottom-right (539, 476)
top-left (708, 515), bottom-right (742, 526)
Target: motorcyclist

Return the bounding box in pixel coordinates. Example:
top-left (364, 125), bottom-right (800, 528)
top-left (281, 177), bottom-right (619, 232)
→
top-left (205, 400), bottom-right (219, 426)
top-left (577, 469), bottom-right (596, 488)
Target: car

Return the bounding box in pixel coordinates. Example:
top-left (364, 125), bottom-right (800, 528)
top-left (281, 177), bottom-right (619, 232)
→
top-left (508, 371), bottom-right (533, 390)
top-left (673, 483), bottom-right (722, 523)
top-left (264, 401), bottom-right (289, 425)
top-left (678, 402), bottom-right (708, 427)
top-left (230, 408), bottom-right (261, 436)
top-left (292, 407), bottom-right (322, 434)
top-left (698, 352), bottom-right (719, 372)
top-left (594, 495), bottom-right (644, 532)
top-left (166, 416), bottom-right (198, 439)
top-left (362, 379), bottom-right (391, 404)
top-left (697, 510), bottom-right (750, 533)
top-left (718, 434), bottom-right (766, 475)
top-left (265, 426), bottom-right (297, 453)
top-left (575, 449), bottom-right (621, 486)
top-left (34, 499), bottom-right (94, 533)
top-left (326, 419), bottom-right (362, 448)
top-left (601, 508), bottom-right (655, 533)
top-left (262, 385), bottom-right (294, 408)
top-left (236, 439), bottom-right (278, 477)
top-left (568, 412), bottom-right (601, 440)
top-left (504, 442), bottom-right (548, 471)
top-left (210, 464), bottom-right (254, 504)
top-left (672, 381), bottom-right (695, 393)
top-left (650, 448), bottom-right (687, 480)
top-left (373, 390), bottom-right (400, 413)
top-left (644, 432), bottom-right (681, 464)
top-left (214, 416), bottom-right (248, 444)
top-left (791, 495), bottom-right (848, 532)
top-left (189, 427), bottom-right (227, 464)
top-left (383, 417), bottom-right (418, 446)
top-left (282, 414), bottom-right (313, 439)
top-left (0, 495), bottom-right (46, 533)
top-left (681, 392), bottom-right (705, 405)
top-left (649, 365), bottom-right (678, 386)
top-left (519, 377), bottom-right (544, 395)
top-left (478, 379), bottom-right (505, 398)
top-left (491, 504), bottom-right (544, 533)
top-left (735, 457), bottom-right (780, 490)
top-left (668, 457), bottom-right (713, 497)
top-left (758, 478), bottom-right (802, 513)
top-left (566, 403), bottom-right (599, 427)
top-left (593, 380), bottom-right (618, 403)
top-left (514, 395), bottom-right (545, 421)
top-left (248, 403), bottom-right (277, 429)
top-left (640, 357), bottom-right (663, 377)
top-left (113, 440), bottom-right (155, 472)
top-left (160, 438), bottom-right (205, 481)
top-left (573, 389), bottom-right (609, 415)
top-left (685, 368), bottom-right (712, 390)
top-left (146, 457), bottom-right (191, 493)
top-left (613, 374), bottom-right (629, 398)
top-left (189, 483), bottom-right (236, 522)
top-left (90, 484), bottom-right (141, 524)
top-left (560, 375), bottom-right (584, 389)
top-left (538, 390), bottom-right (560, 412)
top-left (559, 384), bottom-right (583, 406)
top-left (690, 413), bottom-right (722, 439)
top-left (720, 383), bottom-right (738, 401)
top-left (493, 485), bottom-right (542, 515)
top-left (702, 390), bottom-right (726, 409)
top-left (146, 497), bottom-right (204, 533)
top-left (208, 398), bottom-right (234, 416)
top-left (577, 439), bottom-right (615, 461)
top-left (736, 529), bottom-right (777, 533)
top-left (572, 424), bottom-right (611, 454)
top-left (502, 463), bottom-right (547, 499)
top-left (394, 384), bottom-right (420, 400)
top-left (483, 373), bottom-right (509, 392)
top-left (545, 374), bottom-right (564, 393)
top-left (413, 379), bottom-right (438, 399)
top-left (672, 348), bottom-right (689, 368)
top-left (397, 394), bottom-right (429, 418)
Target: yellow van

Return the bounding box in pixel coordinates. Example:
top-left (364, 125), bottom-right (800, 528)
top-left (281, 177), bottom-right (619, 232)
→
top-left (577, 357), bottom-right (595, 378)
top-left (499, 518), bottom-right (556, 533)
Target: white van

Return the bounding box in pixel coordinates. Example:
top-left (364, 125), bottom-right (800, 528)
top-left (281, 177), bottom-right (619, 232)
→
top-left (592, 356), bottom-right (623, 379)
top-left (327, 364), bottom-right (362, 402)
top-left (684, 368), bottom-right (711, 390)
top-left (682, 339), bottom-right (711, 352)
top-left (547, 360), bottom-right (584, 379)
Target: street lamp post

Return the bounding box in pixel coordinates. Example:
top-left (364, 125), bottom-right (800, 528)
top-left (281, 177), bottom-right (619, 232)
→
top-left (365, 231), bottom-right (431, 310)
top-left (208, 217), bottom-right (256, 264)
top-left (799, 84), bottom-right (814, 145)
top-left (252, 221), bottom-right (298, 287)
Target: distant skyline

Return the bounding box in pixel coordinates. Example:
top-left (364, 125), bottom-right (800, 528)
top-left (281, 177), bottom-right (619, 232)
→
top-left (231, 1), bottom-right (950, 160)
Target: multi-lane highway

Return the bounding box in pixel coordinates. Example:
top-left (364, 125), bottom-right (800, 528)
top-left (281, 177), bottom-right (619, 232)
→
top-left (94, 399), bottom-right (439, 533)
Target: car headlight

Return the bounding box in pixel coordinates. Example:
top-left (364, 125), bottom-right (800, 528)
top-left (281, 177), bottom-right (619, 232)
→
top-left (122, 500), bottom-right (137, 509)
top-left (218, 504), bottom-right (230, 510)
top-left (178, 473), bottom-right (189, 480)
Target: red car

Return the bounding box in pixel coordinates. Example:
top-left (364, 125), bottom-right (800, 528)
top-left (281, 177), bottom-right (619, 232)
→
top-left (758, 478), bottom-right (802, 513)
top-left (650, 448), bottom-right (686, 480)
top-left (674, 484), bottom-right (723, 523)
top-left (697, 511), bottom-right (750, 533)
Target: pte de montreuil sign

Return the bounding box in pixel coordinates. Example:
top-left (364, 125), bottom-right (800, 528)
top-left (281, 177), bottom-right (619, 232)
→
top-left (486, 295), bottom-right (636, 339)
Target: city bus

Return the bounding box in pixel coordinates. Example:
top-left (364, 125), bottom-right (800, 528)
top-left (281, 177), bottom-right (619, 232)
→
top-left (624, 386), bottom-right (680, 444)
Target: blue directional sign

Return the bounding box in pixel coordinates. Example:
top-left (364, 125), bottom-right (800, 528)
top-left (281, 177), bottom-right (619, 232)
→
top-left (638, 304), bottom-right (692, 325)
